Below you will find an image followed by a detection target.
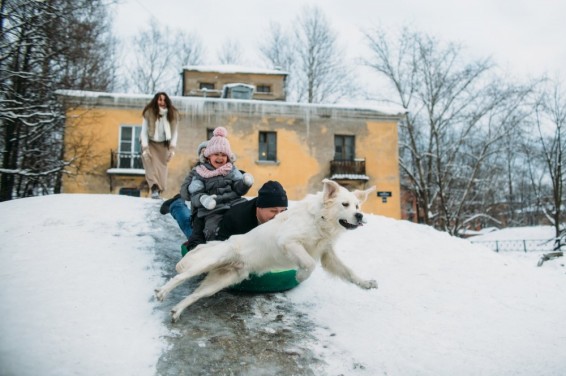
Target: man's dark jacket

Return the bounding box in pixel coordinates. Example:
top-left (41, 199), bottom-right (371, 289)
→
top-left (216, 198), bottom-right (260, 240)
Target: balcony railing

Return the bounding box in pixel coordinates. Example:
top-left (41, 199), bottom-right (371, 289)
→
top-left (330, 159), bottom-right (366, 176)
top-left (110, 150), bottom-right (143, 170)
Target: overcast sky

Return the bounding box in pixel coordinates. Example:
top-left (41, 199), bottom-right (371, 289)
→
top-left (113, 0), bottom-right (565, 83)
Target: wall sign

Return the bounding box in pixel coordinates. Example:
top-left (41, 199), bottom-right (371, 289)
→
top-left (377, 191), bottom-right (392, 203)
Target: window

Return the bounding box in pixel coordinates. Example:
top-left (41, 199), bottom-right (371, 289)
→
top-left (222, 84), bottom-right (254, 99)
top-left (256, 84), bottom-right (271, 93)
top-left (119, 187), bottom-right (140, 197)
top-left (334, 135), bottom-right (355, 161)
top-left (259, 131), bottom-right (277, 161)
top-left (118, 125), bottom-right (143, 169)
top-left (199, 82), bottom-right (215, 90)
top-left (206, 128), bottom-right (214, 140)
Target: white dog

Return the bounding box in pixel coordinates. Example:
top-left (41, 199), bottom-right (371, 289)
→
top-left (155, 179), bottom-right (378, 322)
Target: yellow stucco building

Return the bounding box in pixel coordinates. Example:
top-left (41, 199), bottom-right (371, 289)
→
top-left (58, 66), bottom-right (405, 218)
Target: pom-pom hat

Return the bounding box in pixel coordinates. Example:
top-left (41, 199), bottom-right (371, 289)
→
top-left (257, 181), bottom-right (288, 208)
top-left (204, 127), bottom-right (232, 157)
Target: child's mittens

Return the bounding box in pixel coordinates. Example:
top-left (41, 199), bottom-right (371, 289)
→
top-left (243, 173), bottom-right (254, 187)
top-left (200, 194), bottom-right (217, 210)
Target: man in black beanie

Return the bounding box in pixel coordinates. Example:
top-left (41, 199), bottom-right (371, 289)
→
top-left (215, 180), bottom-right (288, 241)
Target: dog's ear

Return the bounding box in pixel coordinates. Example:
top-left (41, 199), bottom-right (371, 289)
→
top-left (322, 178), bottom-right (341, 201)
top-left (354, 185), bottom-right (376, 204)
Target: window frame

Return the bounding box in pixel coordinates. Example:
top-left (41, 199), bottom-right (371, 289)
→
top-left (199, 82), bottom-right (215, 90)
top-left (118, 125), bottom-right (143, 169)
top-left (334, 135), bottom-right (355, 161)
top-left (256, 84), bottom-right (271, 93)
top-left (258, 131), bottom-right (277, 162)
top-left (206, 128), bottom-right (214, 140)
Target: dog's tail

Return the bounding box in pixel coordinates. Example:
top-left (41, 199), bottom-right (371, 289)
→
top-left (175, 241), bottom-right (234, 274)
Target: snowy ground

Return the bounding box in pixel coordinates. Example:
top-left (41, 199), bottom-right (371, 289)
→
top-left (1, 194), bottom-right (565, 376)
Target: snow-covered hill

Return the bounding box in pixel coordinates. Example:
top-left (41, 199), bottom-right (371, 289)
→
top-left (1, 194), bottom-right (565, 375)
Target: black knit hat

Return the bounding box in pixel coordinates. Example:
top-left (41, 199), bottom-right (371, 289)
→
top-left (257, 181), bottom-right (288, 208)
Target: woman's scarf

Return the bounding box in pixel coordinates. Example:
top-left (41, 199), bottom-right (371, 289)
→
top-left (153, 108), bottom-right (171, 141)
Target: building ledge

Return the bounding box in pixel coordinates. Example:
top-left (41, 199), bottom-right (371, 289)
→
top-left (255, 160), bottom-right (280, 166)
top-left (107, 168), bottom-right (145, 176)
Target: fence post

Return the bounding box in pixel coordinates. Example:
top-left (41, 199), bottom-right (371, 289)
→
top-left (523, 240), bottom-right (527, 253)
top-left (495, 241), bottom-right (499, 252)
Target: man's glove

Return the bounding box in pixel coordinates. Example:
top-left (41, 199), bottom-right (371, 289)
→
top-left (200, 194), bottom-right (217, 210)
top-left (243, 173), bottom-right (254, 187)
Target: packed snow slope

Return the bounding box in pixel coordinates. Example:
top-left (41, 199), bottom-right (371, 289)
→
top-left (1, 194), bottom-right (565, 376)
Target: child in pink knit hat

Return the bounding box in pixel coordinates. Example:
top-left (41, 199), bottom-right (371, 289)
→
top-left (185, 127), bottom-right (254, 251)
top-left (204, 126), bottom-right (232, 157)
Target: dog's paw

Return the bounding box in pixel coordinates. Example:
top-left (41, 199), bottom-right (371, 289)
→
top-left (171, 309), bottom-right (181, 323)
top-left (154, 288), bottom-right (167, 302)
top-left (295, 268), bottom-right (313, 282)
top-left (359, 279), bottom-right (378, 289)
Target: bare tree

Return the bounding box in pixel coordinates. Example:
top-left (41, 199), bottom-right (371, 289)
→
top-left (457, 80), bottom-right (533, 230)
top-left (128, 20), bottom-right (175, 94)
top-left (293, 6), bottom-right (354, 103)
top-left (259, 22), bottom-right (294, 71)
top-left (125, 20), bottom-right (205, 94)
top-left (170, 31), bottom-right (205, 94)
top-left (259, 21), bottom-right (295, 95)
top-left (55, 1), bottom-right (118, 92)
top-left (532, 79), bottom-right (566, 246)
top-left (217, 38), bottom-right (243, 65)
top-left (0, 0), bottom-right (117, 201)
top-left (258, 6), bottom-right (354, 103)
top-left (364, 26), bottom-right (532, 235)
top-left (172, 31), bottom-right (205, 67)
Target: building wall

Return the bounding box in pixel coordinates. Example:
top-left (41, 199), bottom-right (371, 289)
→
top-left (182, 69), bottom-right (287, 101)
top-left (60, 92), bottom-right (403, 219)
top-left (63, 106), bottom-right (146, 194)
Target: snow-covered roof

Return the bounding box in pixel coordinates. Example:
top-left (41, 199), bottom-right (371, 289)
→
top-left (338, 99), bottom-right (407, 115)
top-left (56, 90), bottom-right (406, 118)
top-left (183, 64), bottom-right (289, 76)
top-left (56, 90), bottom-right (152, 100)
top-left (223, 83), bottom-right (255, 89)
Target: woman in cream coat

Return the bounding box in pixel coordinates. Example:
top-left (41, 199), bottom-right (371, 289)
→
top-left (140, 92), bottom-right (179, 199)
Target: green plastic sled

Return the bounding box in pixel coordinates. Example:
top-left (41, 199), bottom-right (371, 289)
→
top-left (229, 269), bottom-right (300, 293)
top-left (180, 244), bottom-right (300, 293)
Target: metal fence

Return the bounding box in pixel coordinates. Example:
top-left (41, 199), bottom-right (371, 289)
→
top-left (469, 239), bottom-right (555, 253)
top-left (330, 159), bottom-right (366, 175)
top-left (110, 150), bottom-right (143, 169)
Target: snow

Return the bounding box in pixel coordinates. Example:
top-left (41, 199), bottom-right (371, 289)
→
top-left (329, 173), bottom-right (369, 181)
top-left (0, 195), bottom-right (167, 376)
top-left (469, 226), bottom-right (558, 253)
top-left (222, 83), bottom-right (256, 90)
top-left (56, 86), bottom-right (407, 116)
top-left (1, 194), bottom-right (566, 375)
top-left (106, 168), bottom-right (145, 176)
top-left (183, 64), bottom-right (289, 76)
top-left (472, 225), bottom-right (556, 242)
top-left (55, 89), bottom-right (152, 100)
